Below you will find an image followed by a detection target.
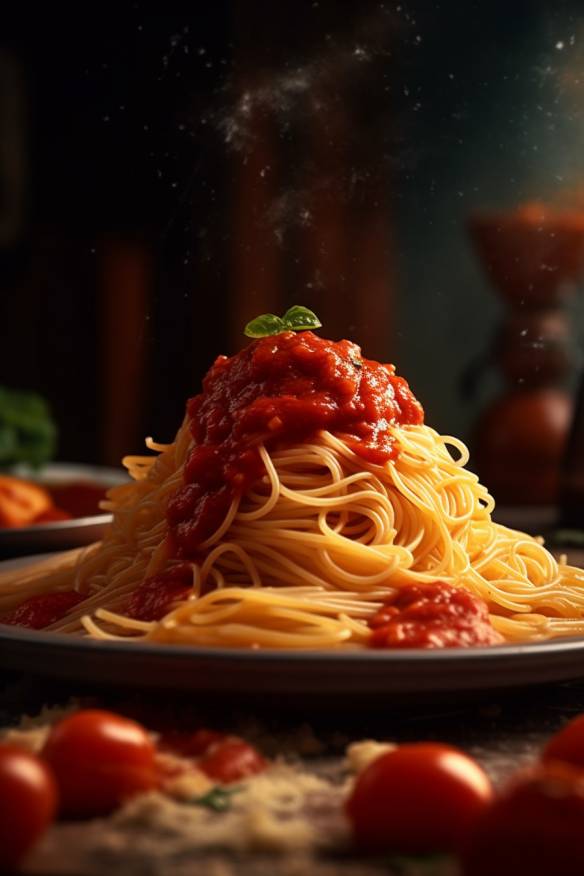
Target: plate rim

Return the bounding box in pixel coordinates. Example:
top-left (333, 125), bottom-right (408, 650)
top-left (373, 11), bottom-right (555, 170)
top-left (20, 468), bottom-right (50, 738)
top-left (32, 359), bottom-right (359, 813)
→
top-left (1, 513), bottom-right (113, 536)
top-left (2, 553), bottom-right (584, 666)
top-left (2, 622), bottom-right (584, 663)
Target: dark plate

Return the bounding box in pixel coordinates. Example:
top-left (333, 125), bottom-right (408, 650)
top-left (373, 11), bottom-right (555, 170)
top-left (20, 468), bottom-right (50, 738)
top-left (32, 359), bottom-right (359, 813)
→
top-left (0, 464), bottom-right (127, 556)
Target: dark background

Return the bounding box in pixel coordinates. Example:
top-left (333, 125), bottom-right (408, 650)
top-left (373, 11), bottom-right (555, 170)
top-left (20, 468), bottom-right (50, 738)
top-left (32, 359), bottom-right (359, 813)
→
top-left (1, 1), bottom-right (583, 469)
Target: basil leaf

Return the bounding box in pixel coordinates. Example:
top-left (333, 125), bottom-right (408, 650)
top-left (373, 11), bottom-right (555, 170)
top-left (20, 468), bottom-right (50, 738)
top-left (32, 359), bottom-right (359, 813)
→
top-left (243, 306), bottom-right (323, 338)
top-left (191, 786), bottom-right (241, 812)
top-left (282, 305), bottom-right (322, 331)
top-left (244, 314), bottom-right (287, 338)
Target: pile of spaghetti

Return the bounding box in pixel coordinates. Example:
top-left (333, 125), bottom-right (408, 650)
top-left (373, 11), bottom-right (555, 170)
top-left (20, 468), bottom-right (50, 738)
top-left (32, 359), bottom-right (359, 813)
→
top-left (1, 327), bottom-right (583, 649)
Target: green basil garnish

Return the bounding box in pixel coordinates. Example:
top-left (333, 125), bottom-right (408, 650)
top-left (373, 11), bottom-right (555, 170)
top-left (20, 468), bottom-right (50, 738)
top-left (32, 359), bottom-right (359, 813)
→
top-left (244, 305), bottom-right (322, 339)
top-left (281, 305), bottom-right (322, 331)
top-left (191, 786), bottom-right (242, 812)
top-left (243, 314), bottom-right (287, 339)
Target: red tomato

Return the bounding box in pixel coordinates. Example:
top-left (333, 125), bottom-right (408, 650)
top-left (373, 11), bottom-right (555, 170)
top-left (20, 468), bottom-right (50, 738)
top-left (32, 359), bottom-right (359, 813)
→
top-left (199, 738), bottom-right (267, 784)
top-left (542, 714), bottom-right (584, 768)
top-left (159, 728), bottom-right (226, 759)
top-left (346, 743), bottom-right (493, 854)
top-left (0, 744), bottom-right (58, 870)
top-left (42, 710), bottom-right (159, 817)
top-left (461, 761), bottom-right (584, 875)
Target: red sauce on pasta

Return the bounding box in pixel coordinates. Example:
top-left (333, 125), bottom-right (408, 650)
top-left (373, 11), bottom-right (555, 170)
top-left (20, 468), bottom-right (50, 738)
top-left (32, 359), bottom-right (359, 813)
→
top-left (1, 591), bottom-right (84, 630)
top-left (369, 582), bottom-right (502, 648)
top-left (126, 565), bottom-right (194, 622)
top-left (167, 331), bottom-right (423, 557)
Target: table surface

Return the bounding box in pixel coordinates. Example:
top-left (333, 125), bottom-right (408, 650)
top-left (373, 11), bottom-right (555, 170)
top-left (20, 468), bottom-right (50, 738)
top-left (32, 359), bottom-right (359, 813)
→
top-left (3, 667), bottom-right (584, 875)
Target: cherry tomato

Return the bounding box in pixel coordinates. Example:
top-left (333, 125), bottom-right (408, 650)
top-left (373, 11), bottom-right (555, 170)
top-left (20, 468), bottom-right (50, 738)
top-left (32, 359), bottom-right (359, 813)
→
top-left (461, 761), bottom-right (584, 876)
top-left (542, 714), bottom-right (584, 768)
top-left (159, 728), bottom-right (226, 759)
top-left (199, 738), bottom-right (267, 784)
top-left (42, 709), bottom-right (159, 817)
top-left (346, 742), bottom-right (493, 854)
top-left (0, 744), bottom-right (58, 870)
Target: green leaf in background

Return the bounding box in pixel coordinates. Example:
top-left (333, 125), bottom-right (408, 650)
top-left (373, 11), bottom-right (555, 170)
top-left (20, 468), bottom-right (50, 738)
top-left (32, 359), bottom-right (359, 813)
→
top-left (244, 313), bottom-right (287, 338)
top-left (282, 305), bottom-right (322, 331)
top-left (244, 306), bottom-right (322, 339)
top-left (0, 386), bottom-right (57, 469)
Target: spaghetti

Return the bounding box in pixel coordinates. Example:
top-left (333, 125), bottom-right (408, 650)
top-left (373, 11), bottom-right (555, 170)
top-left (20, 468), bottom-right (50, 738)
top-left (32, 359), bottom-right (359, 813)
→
top-left (1, 328), bottom-right (583, 648)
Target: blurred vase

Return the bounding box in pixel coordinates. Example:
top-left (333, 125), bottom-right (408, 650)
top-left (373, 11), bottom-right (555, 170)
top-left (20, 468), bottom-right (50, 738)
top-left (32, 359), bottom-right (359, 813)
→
top-left (468, 202), bottom-right (584, 505)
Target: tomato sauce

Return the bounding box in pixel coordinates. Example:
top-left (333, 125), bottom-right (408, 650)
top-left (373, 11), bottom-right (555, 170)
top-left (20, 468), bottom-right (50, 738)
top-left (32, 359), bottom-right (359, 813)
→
top-left (126, 565), bottom-right (194, 622)
top-left (167, 330), bottom-right (423, 557)
top-left (34, 507), bottom-right (72, 524)
top-left (369, 581), bottom-right (502, 648)
top-left (1, 591), bottom-right (85, 630)
top-left (47, 483), bottom-right (108, 519)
